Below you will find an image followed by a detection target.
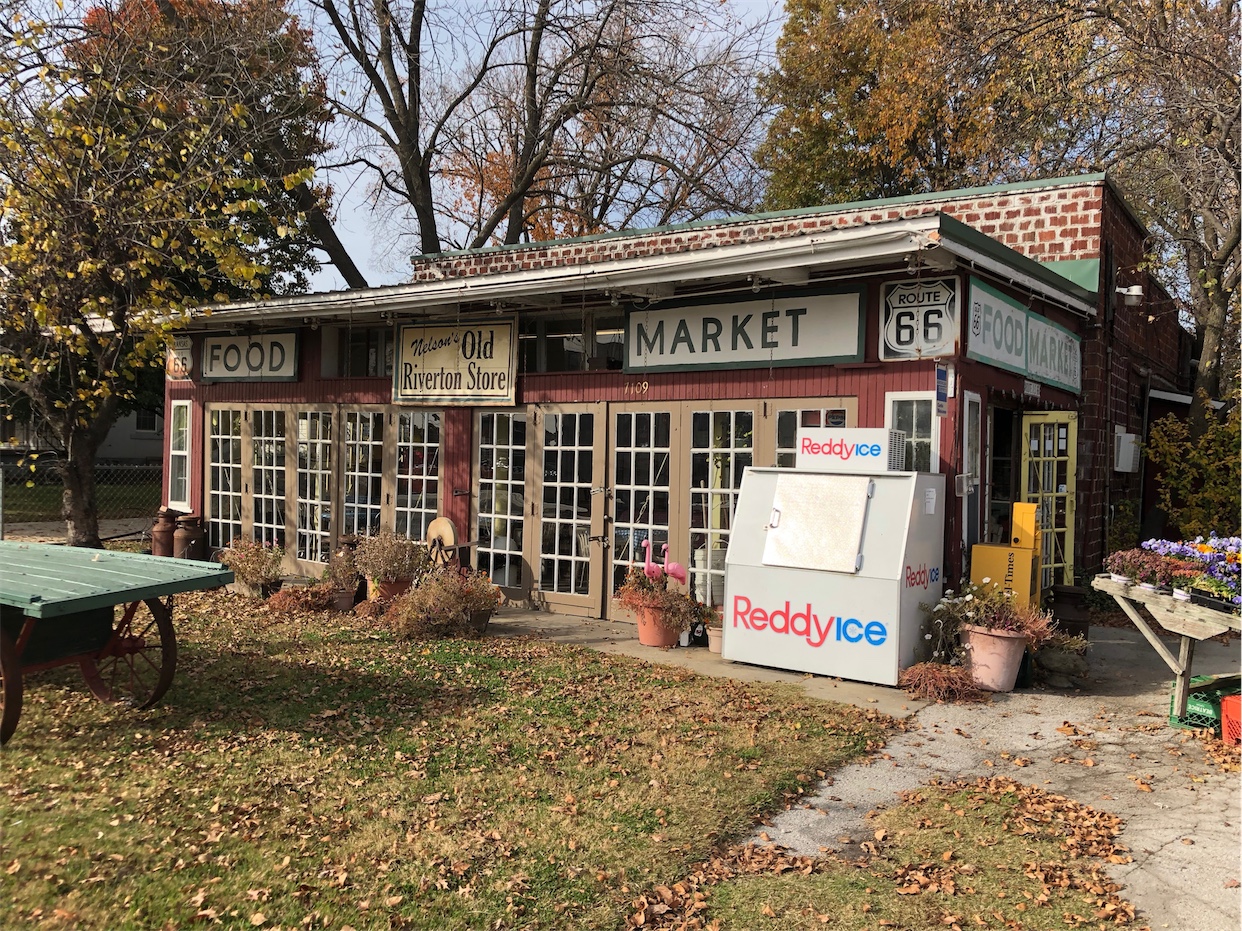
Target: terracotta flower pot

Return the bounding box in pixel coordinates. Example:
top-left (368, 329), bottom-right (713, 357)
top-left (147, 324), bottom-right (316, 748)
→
top-left (369, 578), bottom-right (412, 601)
top-left (636, 606), bottom-right (680, 647)
top-left (707, 626), bottom-right (723, 654)
top-left (961, 623), bottom-right (1028, 692)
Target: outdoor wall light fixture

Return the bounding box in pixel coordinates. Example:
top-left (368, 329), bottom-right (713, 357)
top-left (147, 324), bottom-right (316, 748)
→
top-left (1116, 284), bottom-right (1143, 306)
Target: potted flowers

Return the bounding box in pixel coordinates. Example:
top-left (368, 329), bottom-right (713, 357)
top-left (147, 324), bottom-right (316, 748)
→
top-left (614, 564), bottom-right (699, 647)
top-left (1141, 535), bottom-right (1240, 613)
top-left (927, 579), bottom-right (1054, 692)
top-left (354, 530), bottom-right (431, 600)
top-left (219, 538), bottom-right (285, 598)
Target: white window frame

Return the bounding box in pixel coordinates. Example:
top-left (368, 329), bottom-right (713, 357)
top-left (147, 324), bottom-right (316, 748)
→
top-left (884, 390), bottom-right (940, 473)
top-left (167, 400), bottom-right (192, 511)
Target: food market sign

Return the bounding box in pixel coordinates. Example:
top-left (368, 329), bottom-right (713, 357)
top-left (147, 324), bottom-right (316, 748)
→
top-left (967, 278), bottom-right (1081, 393)
top-left (624, 288), bottom-right (863, 372)
top-left (202, 333), bottom-right (297, 382)
top-left (394, 320), bottom-right (516, 405)
top-left (880, 278), bottom-right (958, 360)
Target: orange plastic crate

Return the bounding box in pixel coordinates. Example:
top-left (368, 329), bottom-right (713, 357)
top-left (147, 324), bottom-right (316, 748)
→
top-left (1221, 694), bottom-right (1241, 746)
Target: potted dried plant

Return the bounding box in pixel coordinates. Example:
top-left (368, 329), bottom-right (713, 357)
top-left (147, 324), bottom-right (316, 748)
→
top-left (384, 567), bottom-right (501, 640)
top-left (325, 544), bottom-right (362, 611)
top-left (219, 538), bottom-right (285, 598)
top-left (614, 564), bottom-right (697, 647)
top-left (354, 531), bottom-right (431, 600)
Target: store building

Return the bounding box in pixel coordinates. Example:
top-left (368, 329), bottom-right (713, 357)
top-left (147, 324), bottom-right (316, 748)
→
top-left (163, 174), bottom-right (1190, 618)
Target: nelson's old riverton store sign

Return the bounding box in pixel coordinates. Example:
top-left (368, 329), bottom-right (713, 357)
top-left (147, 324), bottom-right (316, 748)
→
top-left (394, 320), bottom-right (517, 405)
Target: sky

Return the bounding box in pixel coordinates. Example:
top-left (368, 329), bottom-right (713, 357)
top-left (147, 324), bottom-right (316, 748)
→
top-left (304, 0), bottom-right (784, 295)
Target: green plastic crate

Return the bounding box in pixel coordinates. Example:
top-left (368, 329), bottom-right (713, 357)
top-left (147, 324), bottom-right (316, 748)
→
top-left (1168, 674), bottom-right (1242, 733)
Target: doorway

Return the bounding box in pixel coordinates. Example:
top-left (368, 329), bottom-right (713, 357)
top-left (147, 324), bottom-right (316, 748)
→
top-left (1020, 411), bottom-right (1077, 588)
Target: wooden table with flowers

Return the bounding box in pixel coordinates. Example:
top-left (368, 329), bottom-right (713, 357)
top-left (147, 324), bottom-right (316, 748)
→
top-left (1090, 574), bottom-right (1240, 719)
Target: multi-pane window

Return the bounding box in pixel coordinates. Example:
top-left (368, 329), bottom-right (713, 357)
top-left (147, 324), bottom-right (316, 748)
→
top-left (396, 411), bottom-right (441, 542)
top-left (343, 412), bottom-right (384, 537)
top-left (611, 412), bottom-right (671, 591)
top-left (135, 409), bottom-right (160, 433)
top-left (775, 407), bottom-right (848, 467)
top-left (539, 412), bottom-right (594, 595)
top-left (339, 328), bottom-right (393, 377)
top-left (690, 410), bottom-right (752, 609)
top-left (207, 409), bottom-right (243, 552)
top-left (167, 401), bottom-right (191, 511)
top-left (297, 412), bottom-right (333, 562)
top-left (477, 412), bottom-right (526, 587)
top-left (252, 409), bottom-right (286, 547)
top-left (887, 393), bottom-right (937, 472)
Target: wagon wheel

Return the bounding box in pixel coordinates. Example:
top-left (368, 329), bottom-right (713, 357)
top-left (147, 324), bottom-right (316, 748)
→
top-left (0, 628), bottom-right (22, 745)
top-left (425, 517), bottom-right (460, 568)
top-left (80, 597), bottom-right (177, 709)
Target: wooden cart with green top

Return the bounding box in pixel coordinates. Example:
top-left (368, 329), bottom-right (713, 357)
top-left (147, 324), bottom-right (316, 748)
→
top-left (0, 542), bottom-right (233, 745)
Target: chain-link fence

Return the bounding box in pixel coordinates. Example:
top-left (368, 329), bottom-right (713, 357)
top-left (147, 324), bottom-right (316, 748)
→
top-left (0, 460), bottom-right (162, 523)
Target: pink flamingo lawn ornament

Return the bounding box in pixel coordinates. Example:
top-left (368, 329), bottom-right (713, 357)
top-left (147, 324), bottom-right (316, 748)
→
top-left (661, 543), bottom-right (687, 586)
top-left (641, 538), bottom-right (665, 582)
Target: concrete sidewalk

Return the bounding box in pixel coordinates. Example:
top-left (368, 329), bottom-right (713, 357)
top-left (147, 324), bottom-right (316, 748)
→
top-left (489, 608), bottom-right (1242, 931)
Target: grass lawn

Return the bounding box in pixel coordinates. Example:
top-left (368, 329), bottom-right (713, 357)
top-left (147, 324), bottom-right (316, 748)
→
top-left (0, 594), bottom-right (1141, 930)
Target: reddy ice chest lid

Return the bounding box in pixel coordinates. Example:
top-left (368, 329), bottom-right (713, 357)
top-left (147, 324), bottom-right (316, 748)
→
top-left (761, 472), bottom-right (873, 573)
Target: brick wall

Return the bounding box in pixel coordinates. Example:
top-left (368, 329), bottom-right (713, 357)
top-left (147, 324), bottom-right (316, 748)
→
top-left (409, 179), bottom-right (1107, 280)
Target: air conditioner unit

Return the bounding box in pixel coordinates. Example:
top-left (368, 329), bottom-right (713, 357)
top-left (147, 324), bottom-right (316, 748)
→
top-left (1114, 432), bottom-right (1140, 473)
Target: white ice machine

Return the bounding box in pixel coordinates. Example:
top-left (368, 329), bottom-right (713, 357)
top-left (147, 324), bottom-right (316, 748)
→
top-left (721, 466), bottom-right (945, 686)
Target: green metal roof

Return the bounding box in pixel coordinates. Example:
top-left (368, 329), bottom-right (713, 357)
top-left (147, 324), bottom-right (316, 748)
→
top-left (0, 543), bottom-right (233, 618)
top-left (1040, 259), bottom-right (1102, 292)
top-left (416, 173), bottom-right (1111, 262)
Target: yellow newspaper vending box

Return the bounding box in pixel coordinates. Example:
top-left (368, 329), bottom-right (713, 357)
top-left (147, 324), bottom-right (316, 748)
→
top-left (970, 503), bottom-right (1042, 606)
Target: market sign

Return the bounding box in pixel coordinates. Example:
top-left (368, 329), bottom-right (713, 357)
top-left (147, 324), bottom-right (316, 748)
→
top-left (624, 288), bottom-right (863, 372)
top-left (967, 278), bottom-right (1081, 394)
top-left (166, 335), bottom-right (192, 380)
top-left (201, 332), bottom-right (297, 382)
top-left (880, 278), bottom-right (958, 360)
top-left (394, 319), bottom-right (516, 405)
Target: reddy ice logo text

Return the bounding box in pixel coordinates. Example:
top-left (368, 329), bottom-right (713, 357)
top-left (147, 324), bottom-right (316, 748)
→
top-left (800, 437), bottom-right (882, 460)
top-left (904, 564), bottom-right (940, 589)
top-left (731, 596), bottom-right (887, 648)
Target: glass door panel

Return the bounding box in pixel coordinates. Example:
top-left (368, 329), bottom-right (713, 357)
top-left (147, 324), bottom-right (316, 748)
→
top-left (251, 409), bottom-right (286, 547)
top-left (690, 408), bottom-right (753, 610)
top-left (342, 411), bottom-right (384, 537)
top-left (207, 408), bottom-right (243, 554)
top-left (477, 412), bottom-right (527, 589)
top-left (395, 411), bottom-right (441, 542)
top-left (611, 410), bottom-right (672, 596)
top-left (296, 411), bottom-right (333, 563)
top-left (536, 405), bottom-right (605, 615)
top-left (1020, 411), bottom-right (1077, 588)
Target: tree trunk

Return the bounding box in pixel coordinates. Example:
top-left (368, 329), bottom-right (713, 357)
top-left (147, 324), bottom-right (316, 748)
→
top-left (61, 441), bottom-right (103, 549)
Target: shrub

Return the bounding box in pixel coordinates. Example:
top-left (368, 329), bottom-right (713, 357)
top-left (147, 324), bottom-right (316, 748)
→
top-left (219, 538), bottom-right (285, 587)
top-left (1145, 401), bottom-right (1241, 538)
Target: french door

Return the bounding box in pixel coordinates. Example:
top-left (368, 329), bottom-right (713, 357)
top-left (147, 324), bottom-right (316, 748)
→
top-left (1020, 411), bottom-right (1077, 588)
top-left (532, 404), bottom-right (607, 616)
